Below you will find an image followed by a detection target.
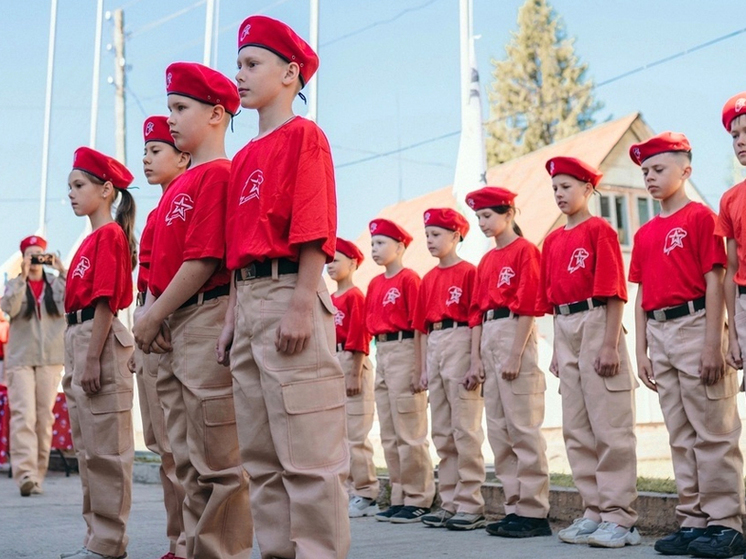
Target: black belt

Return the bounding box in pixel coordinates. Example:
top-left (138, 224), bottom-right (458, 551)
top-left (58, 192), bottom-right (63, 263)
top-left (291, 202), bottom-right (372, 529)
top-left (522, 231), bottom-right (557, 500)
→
top-left (375, 330), bottom-right (415, 343)
top-left (235, 258), bottom-right (299, 281)
top-left (179, 283), bottom-right (230, 310)
top-left (65, 307), bottom-right (96, 326)
top-left (483, 307), bottom-right (515, 322)
top-left (739, 285), bottom-right (746, 296)
top-left (554, 298), bottom-right (606, 316)
top-left (136, 291), bottom-right (146, 307)
top-left (647, 297), bottom-right (706, 322)
top-left (429, 319), bottom-right (469, 332)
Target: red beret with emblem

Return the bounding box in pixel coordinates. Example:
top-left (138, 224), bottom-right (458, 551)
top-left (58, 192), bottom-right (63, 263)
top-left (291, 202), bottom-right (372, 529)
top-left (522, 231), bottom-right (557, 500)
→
top-left (369, 218), bottom-right (413, 247)
top-left (143, 116), bottom-right (175, 147)
top-left (629, 132), bottom-right (691, 166)
top-left (423, 208), bottom-right (469, 239)
top-left (545, 157), bottom-right (603, 187)
top-left (722, 92), bottom-right (746, 131)
top-left (336, 238), bottom-right (364, 264)
top-left (73, 147), bottom-right (134, 189)
top-left (166, 62), bottom-right (240, 116)
top-left (465, 186), bottom-right (517, 211)
top-left (238, 15), bottom-right (319, 87)
top-left (20, 235), bottom-right (47, 254)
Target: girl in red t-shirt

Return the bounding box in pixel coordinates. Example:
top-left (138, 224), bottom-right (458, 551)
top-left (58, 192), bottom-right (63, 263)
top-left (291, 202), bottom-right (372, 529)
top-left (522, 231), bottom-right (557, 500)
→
top-left (463, 186), bottom-right (551, 539)
top-left (540, 157), bottom-right (640, 548)
top-left (61, 146), bottom-right (137, 559)
top-left (412, 208), bottom-right (486, 531)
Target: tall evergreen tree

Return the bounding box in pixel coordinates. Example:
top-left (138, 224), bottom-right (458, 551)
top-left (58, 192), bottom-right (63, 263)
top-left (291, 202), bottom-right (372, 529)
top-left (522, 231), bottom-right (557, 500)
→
top-left (486, 0), bottom-right (600, 165)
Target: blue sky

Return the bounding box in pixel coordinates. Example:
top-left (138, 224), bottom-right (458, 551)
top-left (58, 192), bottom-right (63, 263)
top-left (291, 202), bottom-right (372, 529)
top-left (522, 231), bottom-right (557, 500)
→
top-left (1, 0), bottom-right (745, 265)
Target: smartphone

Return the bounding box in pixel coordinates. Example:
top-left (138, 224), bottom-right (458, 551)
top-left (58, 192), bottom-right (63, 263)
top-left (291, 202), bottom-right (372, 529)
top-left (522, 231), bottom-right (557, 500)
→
top-left (30, 254), bottom-right (54, 265)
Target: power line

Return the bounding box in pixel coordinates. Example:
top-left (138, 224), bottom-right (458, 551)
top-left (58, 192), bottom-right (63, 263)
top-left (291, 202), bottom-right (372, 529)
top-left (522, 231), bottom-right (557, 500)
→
top-left (128, 1), bottom-right (206, 38)
top-left (336, 130), bottom-right (460, 169)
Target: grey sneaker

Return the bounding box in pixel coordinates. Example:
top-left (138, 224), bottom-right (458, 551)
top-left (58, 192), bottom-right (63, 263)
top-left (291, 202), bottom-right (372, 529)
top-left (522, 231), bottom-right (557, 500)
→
top-left (421, 508), bottom-right (455, 527)
top-left (446, 512), bottom-right (487, 531)
top-left (558, 517), bottom-right (600, 544)
top-left (587, 522), bottom-right (642, 548)
top-left (348, 495), bottom-right (379, 518)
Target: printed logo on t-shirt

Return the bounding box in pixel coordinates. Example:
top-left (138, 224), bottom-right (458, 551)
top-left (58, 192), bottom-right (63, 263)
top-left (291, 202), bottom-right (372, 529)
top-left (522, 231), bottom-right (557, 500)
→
top-left (568, 247), bottom-right (590, 273)
top-left (334, 309), bottom-right (345, 327)
top-left (145, 122), bottom-right (154, 136)
top-left (382, 287), bottom-right (401, 306)
top-left (165, 193), bottom-right (194, 225)
top-left (72, 256), bottom-right (91, 279)
top-left (239, 169), bottom-right (264, 205)
top-left (445, 286), bottom-right (463, 306)
top-left (240, 24), bottom-right (251, 41)
top-left (497, 266), bottom-right (515, 288)
top-left (664, 227), bottom-right (687, 255)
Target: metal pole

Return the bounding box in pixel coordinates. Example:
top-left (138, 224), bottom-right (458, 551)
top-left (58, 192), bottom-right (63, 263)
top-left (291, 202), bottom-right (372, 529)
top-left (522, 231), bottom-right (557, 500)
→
top-left (203, 0), bottom-right (215, 66)
top-left (307, 0), bottom-right (319, 122)
top-left (38, 0), bottom-right (59, 236)
top-left (459, 0), bottom-right (470, 109)
top-left (212, 0), bottom-right (220, 67)
top-left (113, 9), bottom-right (127, 164)
top-left (89, 0), bottom-right (104, 147)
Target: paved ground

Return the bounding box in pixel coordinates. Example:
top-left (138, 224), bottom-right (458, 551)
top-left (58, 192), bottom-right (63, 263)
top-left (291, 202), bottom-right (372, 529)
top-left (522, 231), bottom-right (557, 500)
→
top-left (0, 471), bottom-right (669, 559)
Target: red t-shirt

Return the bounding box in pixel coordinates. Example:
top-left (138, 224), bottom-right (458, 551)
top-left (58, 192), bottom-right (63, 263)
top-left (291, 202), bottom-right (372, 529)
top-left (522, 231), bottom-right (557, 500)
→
top-left (413, 260), bottom-right (476, 333)
top-left (136, 209), bottom-right (156, 294)
top-left (629, 201), bottom-right (726, 311)
top-left (715, 180), bottom-right (746, 286)
top-left (65, 222), bottom-right (133, 314)
top-left (365, 268), bottom-right (420, 335)
top-left (331, 287), bottom-right (371, 354)
top-left (538, 217), bottom-right (628, 314)
top-left (469, 237), bottom-right (542, 326)
top-left (226, 117), bottom-right (337, 269)
top-left (148, 160), bottom-right (231, 298)
top-left (28, 279), bottom-right (45, 301)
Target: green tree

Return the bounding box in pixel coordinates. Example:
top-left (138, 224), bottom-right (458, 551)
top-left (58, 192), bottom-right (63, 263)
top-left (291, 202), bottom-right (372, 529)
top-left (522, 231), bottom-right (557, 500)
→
top-left (486, 0), bottom-right (601, 165)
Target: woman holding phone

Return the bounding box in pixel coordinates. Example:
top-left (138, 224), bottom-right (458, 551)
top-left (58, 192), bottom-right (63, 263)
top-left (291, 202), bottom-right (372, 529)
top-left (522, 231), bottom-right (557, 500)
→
top-left (1, 235), bottom-right (67, 496)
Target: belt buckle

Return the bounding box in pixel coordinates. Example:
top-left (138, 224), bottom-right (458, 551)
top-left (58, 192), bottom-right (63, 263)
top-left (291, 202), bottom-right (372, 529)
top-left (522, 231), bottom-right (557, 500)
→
top-left (242, 264), bottom-right (258, 280)
top-left (432, 322), bottom-right (443, 331)
top-left (377, 334), bottom-right (387, 343)
top-left (558, 304), bottom-right (571, 316)
top-left (486, 309), bottom-right (494, 321)
top-left (653, 309), bottom-right (667, 322)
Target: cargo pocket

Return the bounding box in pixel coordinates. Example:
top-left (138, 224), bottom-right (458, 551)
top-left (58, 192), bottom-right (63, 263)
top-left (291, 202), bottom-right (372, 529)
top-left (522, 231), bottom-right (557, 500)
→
top-left (346, 398), bottom-right (375, 416)
top-left (261, 303), bottom-right (320, 373)
top-left (282, 376), bottom-right (347, 469)
top-left (458, 383), bottom-right (482, 400)
top-left (203, 395), bottom-right (240, 471)
top-left (317, 289), bottom-right (338, 352)
top-left (184, 326), bottom-right (232, 388)
top-left (90, 390), bottom-right (133, 455)
top-left (112, 321), bottom-right (135, 378)
top-left (705, 372), bottom-right (740, 435)
top-left (395, 392), bottom-right (428, 440)
top-left (509, 372), bottom-right (546, 427)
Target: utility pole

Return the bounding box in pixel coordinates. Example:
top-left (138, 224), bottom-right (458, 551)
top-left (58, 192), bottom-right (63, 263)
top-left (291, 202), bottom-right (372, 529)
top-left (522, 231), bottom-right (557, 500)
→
top-left (113, 9), bottom-right (127, 164)
top-left (38, 0), bottom-right (59, 236)
top-left (90, 0), bottom-right (104, 148)
top-left (307, 0), bottom-right (319, 122)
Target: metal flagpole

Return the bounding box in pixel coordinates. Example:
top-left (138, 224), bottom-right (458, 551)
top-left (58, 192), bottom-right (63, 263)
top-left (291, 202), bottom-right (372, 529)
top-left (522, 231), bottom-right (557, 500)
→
top-left (38, 0), bottom-right (59, 236)
top-left (90, 0), bottom-right (104, 147)
top-left (203, 0), bottom-right (215, 66)
top-left (307, 0), bottom-right (319, 122)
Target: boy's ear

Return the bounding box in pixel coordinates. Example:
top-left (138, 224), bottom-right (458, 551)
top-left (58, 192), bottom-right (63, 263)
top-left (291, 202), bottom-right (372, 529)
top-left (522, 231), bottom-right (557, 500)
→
top-left (208, 103), bottom-right (227, 125)
top-left (283, 62), bottom-right (301, 87)
top-left (177, 151), bottom-right (191, 170)
top-left (681, 164), bottom-right (693, 181)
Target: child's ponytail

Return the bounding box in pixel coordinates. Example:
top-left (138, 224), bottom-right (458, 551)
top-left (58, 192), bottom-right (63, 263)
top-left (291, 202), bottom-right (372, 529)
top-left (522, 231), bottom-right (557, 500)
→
top-left (512, 222), bottom-right (524, 237)
top-left (115, 188), bottom-right (138, 270)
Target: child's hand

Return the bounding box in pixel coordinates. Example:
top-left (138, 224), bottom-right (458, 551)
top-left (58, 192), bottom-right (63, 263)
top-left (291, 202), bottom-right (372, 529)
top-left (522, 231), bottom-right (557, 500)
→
top-left (549, 351), bottom-right (559, 378)
top-left (346, 372), bottom-right (362, 397)
top-left (148, 323), bottom-right (172, 354)
top-left (127, 354), bottom-right (136, 374)
top-left (594, 344), bottom-right (620, 378)
top-left (501, 354), bottom-right (521, 381)
top-left (216, 323), bottom-right (234, 366)
top-left (134, 311), bottom-right (164, 353)
top-left (410, 371), bottom-right (425, 394)
top-left (636, 353), bottom-right (656, 392)
top-left (276, 303), bottom-right (313, 355)
top-left (726, 333), bottom-right (743, 370)
top-left (461, 359), bottom-right (484, 391)
top-left (80, 357), bottom-right (102, 395)
top-left (418, 370), bottom-right (428, 392)
top-left (699, 344), bottom-right (725, 386)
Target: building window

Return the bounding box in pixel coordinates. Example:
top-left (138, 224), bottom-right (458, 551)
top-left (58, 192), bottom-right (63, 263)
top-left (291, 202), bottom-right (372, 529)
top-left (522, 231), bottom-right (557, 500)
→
top-left (637, 196), bottom-right (661, 225)
top-left (598, 194), bottom-right (630, 246)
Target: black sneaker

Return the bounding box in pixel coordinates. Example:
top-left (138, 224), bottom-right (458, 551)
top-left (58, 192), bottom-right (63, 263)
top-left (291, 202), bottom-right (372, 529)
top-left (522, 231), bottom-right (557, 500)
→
top-left (485, 513), bottom-right (518, 534)
top-left (487, 515), bottom-right (552, 538)
top-left (374, 505), bottom-right (404, 522)
top-left (389, 506), bottom-right (431, 524)
top-left (654, 528), bottom-right (707, 555)
top-left (687, 525), bottom-right (745, 558)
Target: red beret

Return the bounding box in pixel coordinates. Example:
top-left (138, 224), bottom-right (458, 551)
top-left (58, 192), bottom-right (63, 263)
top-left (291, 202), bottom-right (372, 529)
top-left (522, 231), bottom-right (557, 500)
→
top-left (72, 147), bottom-right (134, 189)
top-left (465, 186), bottom-right (517, 211)
top-left (143, 116), bottom-right (175, 147)
top-left (20, 235), bottom-right (47, 254)
top-left (722, 92), bottom-right (746, 131)
top-left (545, 157), bottom-right (602, 187)
top-left (423, 208), bottom-right (469, 239)
top-left (166, 62), bottom-right (240, 116)
top-left (336, 238), bottom-right (364, 264)
top-left (369, 219), bottom-right (413, 247)
top-left (238, 15), bottom-right (319, 87)
top-left (629, 132), bottom-right (691, 166)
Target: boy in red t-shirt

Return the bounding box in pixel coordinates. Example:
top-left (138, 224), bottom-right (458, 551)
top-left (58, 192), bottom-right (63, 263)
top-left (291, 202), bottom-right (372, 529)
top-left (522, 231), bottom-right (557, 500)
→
top-left (630, 133), bottom-right (745, 557)
top-left (717, 92), bottom-right (746, 373)
top-left (218, 15), bottom-right (350, 559)
top-left (540, 157), bottom-right (639, 548)
top-left (133, 63), bottom-right (252, 559)
top-left (365, 218), bottom-right (435, 524)
top-left (327, 238), bottom-right (379, 518)
top-left (413, 208), bottom-right (486, 531)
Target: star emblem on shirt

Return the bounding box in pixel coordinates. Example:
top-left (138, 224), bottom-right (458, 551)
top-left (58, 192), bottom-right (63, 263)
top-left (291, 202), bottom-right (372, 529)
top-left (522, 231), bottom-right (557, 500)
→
top-left (445, 286), bottom-right (462, 306)
top-left (664, 227), bottom-right (687, 255)
top-left (497, 266), bottom-right (515, 288)
top-left (382, 287), bottom-right (401, 306)
top-left (334, 309), bottom-right (345, 327)
top-left (72, 256), bottom-right (91, 279)
top-left (568, 247), bottom-right (590, 273)
top-left (165, 193), bottom-right (194, 225)
top-left (239, 169), bottom-right (264, 205)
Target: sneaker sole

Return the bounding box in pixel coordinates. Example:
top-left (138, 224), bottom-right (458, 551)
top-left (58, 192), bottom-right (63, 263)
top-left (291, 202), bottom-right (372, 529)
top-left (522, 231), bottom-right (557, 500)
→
top-left (20, 480), bottom-right (34, 497)
top-left (654, 543), bottom-right (695, 556)
top-left (374, 515), bottom-right (393, 523)
top-left (446, 520), bottom-right (487, 531)
top-left (686, 545), bottom-right (746, 559)
top-left (422, 520), bottom-right (449, 528)
top-left (390, 517), bottom-right (425, 524)
top-left (558, 534), bottom-right (592, 544)
top-left (349, 507), bottom-right (379, 518)
top-left (493, 526), bottom-right (553, 538)
top-left (588, 537), bottom-right (642, 549)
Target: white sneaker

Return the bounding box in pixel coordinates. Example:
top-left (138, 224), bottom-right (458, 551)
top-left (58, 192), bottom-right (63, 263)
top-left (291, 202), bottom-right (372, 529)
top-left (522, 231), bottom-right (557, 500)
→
top-left (587, 522), bottom-right (642, 548)
top-left (558, 517), bottom-right (600, 544)
top-left (348, 495), bottom-right (379, 518)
